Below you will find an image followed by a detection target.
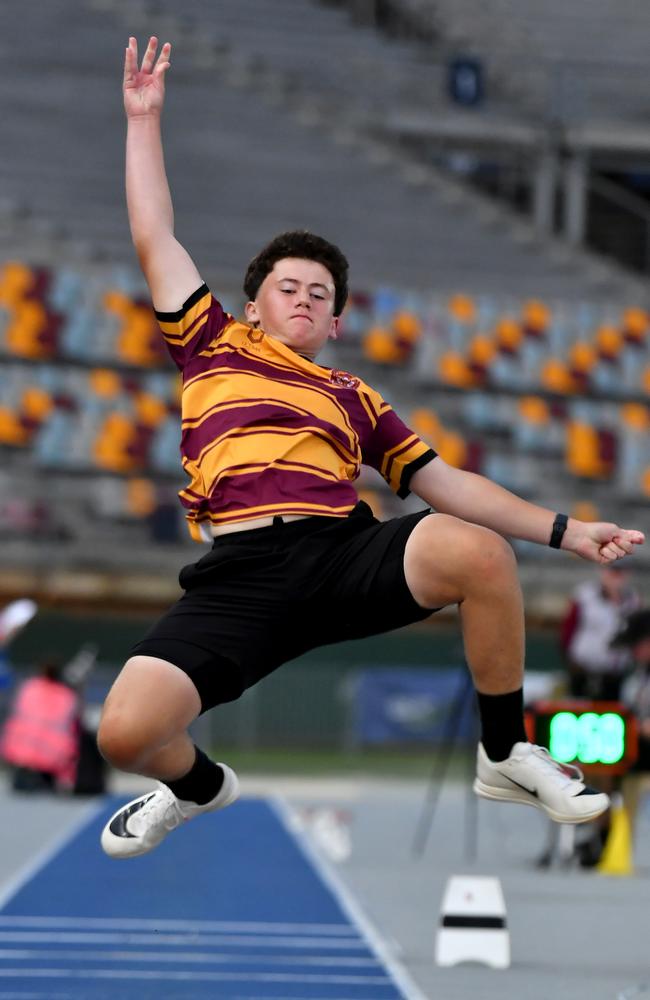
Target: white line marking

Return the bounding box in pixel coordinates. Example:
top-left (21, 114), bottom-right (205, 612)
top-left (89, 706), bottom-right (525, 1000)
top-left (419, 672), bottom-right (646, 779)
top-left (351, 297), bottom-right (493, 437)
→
top-left (0, 947), bottom-right (380, 967)
top-left (0, 801), bottom-right (105, 912)
top-left (272, 797), bottom-right (430, 1000)
top-left (0, 995), bottom-right (75, 1000)
top-left (0, 968), bottom-right (395, 984)
top-left (0, 930), bottom-right (367, 949)
top-left (0, 915), bottom-right (356, 935)
top-left (0, 994), bottom-right (75, 999)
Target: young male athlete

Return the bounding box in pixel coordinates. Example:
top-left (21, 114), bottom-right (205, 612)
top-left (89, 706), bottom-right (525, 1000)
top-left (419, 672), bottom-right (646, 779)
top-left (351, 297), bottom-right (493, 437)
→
top-left (98, 37), bottom-right (645, 858)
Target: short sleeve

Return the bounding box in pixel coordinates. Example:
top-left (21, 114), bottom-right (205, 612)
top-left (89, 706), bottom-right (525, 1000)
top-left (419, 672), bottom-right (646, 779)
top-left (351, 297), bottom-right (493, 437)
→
top-left (155, 283), bottom-right (234, 369)
top-left (361, 391), bottom-right (437, 498)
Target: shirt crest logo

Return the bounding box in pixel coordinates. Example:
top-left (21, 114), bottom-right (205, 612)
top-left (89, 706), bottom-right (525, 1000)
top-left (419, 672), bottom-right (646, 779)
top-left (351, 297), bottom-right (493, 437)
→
top-left (330, 369), bottom-right (360, 389)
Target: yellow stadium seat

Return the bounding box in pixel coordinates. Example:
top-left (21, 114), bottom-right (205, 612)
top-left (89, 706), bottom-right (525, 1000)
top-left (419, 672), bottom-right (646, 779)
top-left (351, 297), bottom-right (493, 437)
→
top-left (126, 478), bottom-right (157, 518)
top-left (93, 412), bottom-right (138, 473)
top-left (116, 307), bottom-right (153, 366)
top-left (436, 429), bottom-right (467, 468)
top-left (566, 421), bottom-right (606, 478)
top-left (541, 358), bottom-right (575, 394)
top-left (596, 325), bottom-right (622, 359)
top-left (495, 317), bottom-right (523, 353)
top-left (21, 387), bottom-right (53, 422)
top-left (622, 307), bottom-right (648, 341)
top-left (569, 341), bottom-right (596, 374)
top-left (469, 334), bottom-right (497, 366)
top-left (410, 407), bottom-right (441, 445)
top-left (89, 368), bottom-right (122, 398)
top-left (518, 396), bottom-right (550, 424)
top-left (392, 310), bottom-right (422, 342)
top-left (0, 262), bottom-right (35, 307)
top-left (448, 294), bottom-right (477, 324)
top-left (438, 351), bottom-right (476, 387)
top-left (134, 392), bottom-right (167, 428)
top-left (571, 500), bottom-right (600, 522)
top-left (363, 326), bottom-right (402, 365)
top-left (522, 299), bottom-right (551, 334)
top-left (0, 406), bottom-right (29, 446)
top-left (103, 289), bottom-right (133, 316)
top-left (5, 301), bottom-right (51, 359)
top-left (620, 403), bottom-right (650, 431)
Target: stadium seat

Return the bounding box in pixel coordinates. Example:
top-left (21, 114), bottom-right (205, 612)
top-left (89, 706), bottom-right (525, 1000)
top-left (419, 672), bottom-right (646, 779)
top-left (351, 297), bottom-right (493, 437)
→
top-left (0, 406), bottom-right (30, 446)
top-left (0, 262), bottom-right (35, 307)
top-left (5, 300), bottom-right (56, 360)
top-left (565, 420), bottom-right (609, 479)
top-left (541, 358), bottom-right (575, 394)
top-left (409, 406), bottom-right (441, 445)
top-left (621, 306), bottom-right (648, 346)
top-left (93, 412), bottom-right (140, 473)
top-left (150, 417), bottom-right (182, 474)
top-left (448, 293), bottom-right (477, 325)
top-left (438, 350), bottom-right (476, 387)
top-left (33, 410), bottom-right (76, 466)
top-left (363, 325), bottom-right (403, 364)
top-left (521, 299), bottom-right (551, 336)
top-left (125, 477), bottom-right (158, 519)
top-left (617, 405), bottom-right (650, 495)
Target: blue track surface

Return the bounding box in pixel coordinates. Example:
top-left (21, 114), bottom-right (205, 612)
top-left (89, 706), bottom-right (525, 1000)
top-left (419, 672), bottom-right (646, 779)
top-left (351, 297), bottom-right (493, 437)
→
top-left (0, 796), bottom-right (415, 999)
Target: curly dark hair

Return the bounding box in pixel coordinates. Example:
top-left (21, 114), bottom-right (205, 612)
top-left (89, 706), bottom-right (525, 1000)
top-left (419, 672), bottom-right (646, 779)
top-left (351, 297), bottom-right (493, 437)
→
top-left (243, 230), bottom-right (349, 316)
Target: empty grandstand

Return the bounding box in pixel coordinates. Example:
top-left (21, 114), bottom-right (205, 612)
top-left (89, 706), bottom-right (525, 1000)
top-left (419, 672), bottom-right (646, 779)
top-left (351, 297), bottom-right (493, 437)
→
top-left (1, 0), bottom-right (649, 623)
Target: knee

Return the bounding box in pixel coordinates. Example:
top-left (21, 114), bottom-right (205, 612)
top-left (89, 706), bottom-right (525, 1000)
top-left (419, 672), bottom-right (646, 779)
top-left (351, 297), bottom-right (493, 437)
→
top-left (466, 524), bottom-right (517, 582)
top-left (97, 711), bottom-right (146, 771)
top-left (97, 654), bottom-right (200, 771)
top-left (420, 515), bottom-right (516, 580)
top-left (405, 514), bottom-right (518, 609)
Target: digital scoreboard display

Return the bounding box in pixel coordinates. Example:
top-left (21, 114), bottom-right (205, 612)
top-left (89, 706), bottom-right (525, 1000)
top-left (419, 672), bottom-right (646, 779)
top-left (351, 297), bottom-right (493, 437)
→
top-left (525, 700), bottom-right (638, 775)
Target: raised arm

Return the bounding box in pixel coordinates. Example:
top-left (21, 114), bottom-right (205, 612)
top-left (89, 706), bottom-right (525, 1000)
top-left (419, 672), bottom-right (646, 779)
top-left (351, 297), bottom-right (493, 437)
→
top-left (410, 456), bottom-right (645, 565)
top-left (123, 36), bottom-right (202, 311)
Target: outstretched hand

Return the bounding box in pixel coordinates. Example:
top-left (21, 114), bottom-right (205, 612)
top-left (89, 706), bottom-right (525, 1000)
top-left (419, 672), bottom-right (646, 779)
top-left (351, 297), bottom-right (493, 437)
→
top-left (123, 36), bottom-right (171, 119)
top-left (563, 520), bottom-right (645, 565)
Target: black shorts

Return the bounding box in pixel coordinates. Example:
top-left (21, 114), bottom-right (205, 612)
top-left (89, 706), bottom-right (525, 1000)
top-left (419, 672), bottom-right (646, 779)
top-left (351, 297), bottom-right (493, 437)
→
top-left (130, 501), bottom-right (435, 712)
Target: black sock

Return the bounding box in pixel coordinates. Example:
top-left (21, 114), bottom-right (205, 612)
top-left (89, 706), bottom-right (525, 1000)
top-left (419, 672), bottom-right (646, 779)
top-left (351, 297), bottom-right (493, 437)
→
top-left (476, 688), bottom-right (527, 762)
top-left (164, 746), bottom-right (224, 805)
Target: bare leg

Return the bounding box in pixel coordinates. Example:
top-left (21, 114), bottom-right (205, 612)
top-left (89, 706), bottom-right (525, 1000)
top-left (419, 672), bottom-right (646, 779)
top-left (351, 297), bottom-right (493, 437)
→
top-left (404, 514), bottom-right (610, 824)
top-left (97, 655), bottom-right (201, 780)
top-left (404, 513), bottom-right (525, 693)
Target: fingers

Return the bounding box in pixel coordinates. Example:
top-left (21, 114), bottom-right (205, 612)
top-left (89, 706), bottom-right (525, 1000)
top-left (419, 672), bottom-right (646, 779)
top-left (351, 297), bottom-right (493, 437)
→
top-left (124, 37), bottom-right (171, 79)
top-left (601, 542), bottom-right (628, 560)
top-left (622, 529), bottom-right (645, 545)
top-left (599, 530), bottom-right (644, 563)
top-left (154, 42), bottom-right (172, 80)
top-left (141, 35), bottom-right (158, 75)
top-left (123, 36), bottom-right (137, 85)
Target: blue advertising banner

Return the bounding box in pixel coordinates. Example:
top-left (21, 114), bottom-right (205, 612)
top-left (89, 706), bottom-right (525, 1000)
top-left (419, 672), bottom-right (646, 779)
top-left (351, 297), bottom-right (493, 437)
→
top-left (353, 667), bottom-right (476, 746)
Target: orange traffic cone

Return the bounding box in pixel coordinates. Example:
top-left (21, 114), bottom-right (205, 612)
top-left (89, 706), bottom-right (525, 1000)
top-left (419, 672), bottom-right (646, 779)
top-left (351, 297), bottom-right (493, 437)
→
top-left (597, 793), bottom-right (633, 876)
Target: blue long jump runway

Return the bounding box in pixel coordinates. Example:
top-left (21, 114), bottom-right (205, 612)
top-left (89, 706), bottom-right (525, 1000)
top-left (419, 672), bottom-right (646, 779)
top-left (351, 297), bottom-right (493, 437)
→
top-left (0, 795), bottom-right (425, 1000)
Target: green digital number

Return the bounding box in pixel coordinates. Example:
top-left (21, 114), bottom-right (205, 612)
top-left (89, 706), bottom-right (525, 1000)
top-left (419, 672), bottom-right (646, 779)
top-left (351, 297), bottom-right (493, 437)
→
top-left (549, 712), bottom-right (578, 762)
top-left (548, 711), bottom-right (625, 765)
top-left (598, 713), bottom-right (625, 764)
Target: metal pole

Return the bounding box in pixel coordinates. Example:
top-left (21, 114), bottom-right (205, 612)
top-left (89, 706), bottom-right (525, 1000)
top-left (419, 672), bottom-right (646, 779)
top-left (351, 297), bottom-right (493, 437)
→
top-left (533, 148), bottom-right (558, 235)
top-left (563, 151), bottom-right (588, 246)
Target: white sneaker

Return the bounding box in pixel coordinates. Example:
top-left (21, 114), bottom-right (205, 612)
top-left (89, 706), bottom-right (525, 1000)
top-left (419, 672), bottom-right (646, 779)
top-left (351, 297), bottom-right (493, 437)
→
top-left (101, 763), bottom-right (240, 859)
top-left (473, 742), bottom-right (610, 824)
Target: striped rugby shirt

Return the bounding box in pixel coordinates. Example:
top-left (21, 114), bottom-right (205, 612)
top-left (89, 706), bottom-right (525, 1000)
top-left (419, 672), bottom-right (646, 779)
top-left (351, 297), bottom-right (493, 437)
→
top-left (156, 284), bottom-right (436, 540)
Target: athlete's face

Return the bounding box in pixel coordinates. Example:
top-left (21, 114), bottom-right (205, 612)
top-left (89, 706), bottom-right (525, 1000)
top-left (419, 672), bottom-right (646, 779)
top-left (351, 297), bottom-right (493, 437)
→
top-left (244, 258), bottom-right (339, 359)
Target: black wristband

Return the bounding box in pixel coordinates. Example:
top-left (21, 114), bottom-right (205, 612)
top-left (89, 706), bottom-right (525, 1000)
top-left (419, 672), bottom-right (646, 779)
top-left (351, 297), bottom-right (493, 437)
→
top-left (549, 513), bottom-right (568, 549)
